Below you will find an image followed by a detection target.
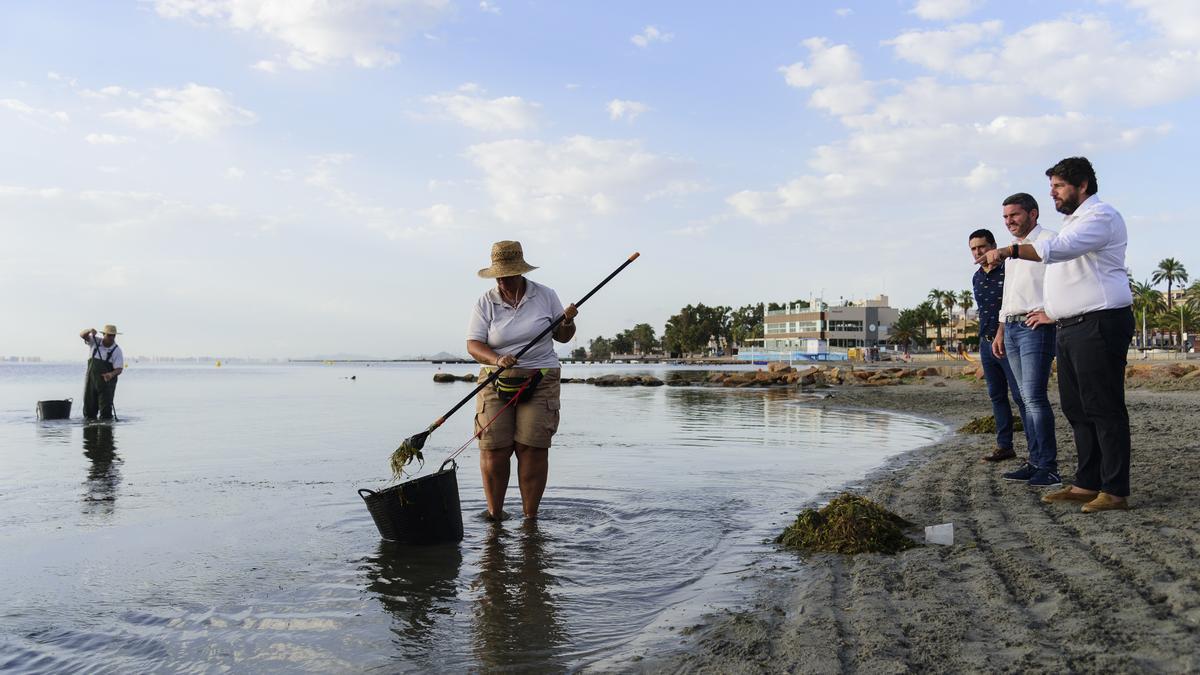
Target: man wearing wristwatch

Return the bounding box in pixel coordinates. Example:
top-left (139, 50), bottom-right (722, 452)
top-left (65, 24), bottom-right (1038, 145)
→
top-left (976, 157), bottom-right (1135, 513)
top-left (994, 193), bottom-right (1060, 488)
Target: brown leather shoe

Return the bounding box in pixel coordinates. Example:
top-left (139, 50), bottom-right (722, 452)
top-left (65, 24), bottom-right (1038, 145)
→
top-left (981, 447), bottom-right (1017, 462)
top-left (1041, 486), bottom-right (1097, 504)
top-left (1081, 492), bottom-right (1130, 513)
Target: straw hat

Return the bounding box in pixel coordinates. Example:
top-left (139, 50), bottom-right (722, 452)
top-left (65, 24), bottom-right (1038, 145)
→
top-left (478, 240), bottom-right (538, 278)
top-left (101, 324), bottom-right (121, 335)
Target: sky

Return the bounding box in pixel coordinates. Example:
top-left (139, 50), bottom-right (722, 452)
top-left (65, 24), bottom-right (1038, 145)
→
top-left (2, 0), bottom-right (1198, 359)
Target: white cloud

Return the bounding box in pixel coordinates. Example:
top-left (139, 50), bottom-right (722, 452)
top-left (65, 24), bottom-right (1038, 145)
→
top-left (479, 1), bottom-right (500, 14)
top-left (85, 133), bottom-right (134, 145)
top-left (962, 162), bottom-right (1002, 190)
top-left (885, 21), bottom-right (1002, 78)
top-left (423, 85), bottom-right (540, 131)
top-left (225, 166), bottom-right (246, 180)
top-left (887, 16), bottom-right (1200, 107)
top-left (835, 8), bottom-right (853, 18)
top-left (631, 25), bottom-right (673, 48)
top-left (252, 59), bottom-right (279, 73)
top-left (607, 99), bottom-right (648, 122)
top-left (1, 98), bottom-right (70, 123)
top-left (780, 38), bottom-right (873, 115)
top-left (300, 155), bottom-right (455, 240)
top-left (911, 0), bottom-right (984, 21)
top-left (1126, 0), bottom-right (1200, 44)
top-left (107, 84), bottom-right (256, 137)
top-left (466, 135), bottom-right (688, 224)
top-left (152, 0), bottom-right (453, 70)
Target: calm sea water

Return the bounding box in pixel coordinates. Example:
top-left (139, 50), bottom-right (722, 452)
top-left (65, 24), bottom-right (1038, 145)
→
top-left (0, 362), bottom-right (943, 673)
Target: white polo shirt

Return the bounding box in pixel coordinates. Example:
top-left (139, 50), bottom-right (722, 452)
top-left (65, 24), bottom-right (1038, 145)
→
top-left (1033, 194), bottom-right (1133, 319)
top-left (466, 278), bottom-right (565, 369)
top-left (86, 336), bottom-right (125, 369)
top-left (998, 224), bottom-right (1056, 321)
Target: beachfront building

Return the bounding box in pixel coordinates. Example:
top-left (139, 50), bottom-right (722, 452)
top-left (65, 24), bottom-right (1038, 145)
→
top-left (755, 295), bottom-right (899, 357)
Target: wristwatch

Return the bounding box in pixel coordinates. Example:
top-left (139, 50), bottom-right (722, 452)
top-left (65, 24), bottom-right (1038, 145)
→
top-left (1010, 243), bottom-right (1019, 260)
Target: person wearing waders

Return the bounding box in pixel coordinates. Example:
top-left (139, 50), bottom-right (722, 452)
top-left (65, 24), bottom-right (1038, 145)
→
top-left (79, 324), bottom-right (124, 421)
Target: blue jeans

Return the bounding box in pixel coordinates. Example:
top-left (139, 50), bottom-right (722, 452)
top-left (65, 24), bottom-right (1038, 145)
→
top-left (1004, 321), bottom-right (1058, 471)
top-left (980, 338), bottom-right (1025, 450)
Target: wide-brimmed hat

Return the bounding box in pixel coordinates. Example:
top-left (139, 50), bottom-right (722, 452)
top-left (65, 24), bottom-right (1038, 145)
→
top-left (478, 240), bottom-right (538, 278)
top-left (101, 324), bottom-right (121, 335)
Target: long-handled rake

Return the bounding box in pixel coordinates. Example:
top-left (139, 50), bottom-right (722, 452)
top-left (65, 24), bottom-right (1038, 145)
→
top-left (391, 252), bottom-right (640, 477)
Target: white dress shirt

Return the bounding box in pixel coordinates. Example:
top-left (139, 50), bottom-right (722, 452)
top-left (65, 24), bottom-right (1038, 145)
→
top-left (466, 278), bottom-right (565, 369)
top-left (1032, 194), bottom-right (1133, 319)
top-left (998, 224), bottom-right (1056, 321)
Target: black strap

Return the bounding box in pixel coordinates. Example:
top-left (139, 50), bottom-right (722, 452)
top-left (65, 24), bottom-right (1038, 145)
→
top-left (92, 340), bottom-right (117, 364)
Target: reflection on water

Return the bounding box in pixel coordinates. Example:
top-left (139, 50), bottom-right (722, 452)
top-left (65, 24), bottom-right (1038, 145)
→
top-left (0, 364), bottom-right (947, 673)
top-left (365, 541), bottom-right (463, 643)
top-left (472, 522), bottom-right (566, 673)
top-left (81, 424), bottom-right (121, 517)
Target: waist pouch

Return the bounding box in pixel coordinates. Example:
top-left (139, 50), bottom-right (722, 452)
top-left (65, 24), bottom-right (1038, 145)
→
top-left (493, 368), bottom-right (547, 403)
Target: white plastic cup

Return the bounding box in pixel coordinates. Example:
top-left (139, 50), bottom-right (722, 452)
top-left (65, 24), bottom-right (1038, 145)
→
top-left (924, 523), bottom-right (954, 546)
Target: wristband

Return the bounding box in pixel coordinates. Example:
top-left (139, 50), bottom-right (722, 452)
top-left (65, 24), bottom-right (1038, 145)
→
top-left (1010, 243), bottom-right (1019, 260)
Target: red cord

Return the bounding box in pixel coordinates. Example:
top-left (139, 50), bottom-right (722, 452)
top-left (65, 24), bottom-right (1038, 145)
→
top-left (442, 378), bottom-right (532, 465)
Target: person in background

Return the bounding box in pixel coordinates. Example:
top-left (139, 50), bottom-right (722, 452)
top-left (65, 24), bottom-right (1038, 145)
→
top-left (995, 193), bottom-right (1060, 488)
top-left (969, 229), bottom-right (1026, 463)
top-left (78, 325), bottom-right (124, 421)
top-left (466, 241), bottom-right (578, 521)
top-left (978, 157), bottom-right (1135, 513)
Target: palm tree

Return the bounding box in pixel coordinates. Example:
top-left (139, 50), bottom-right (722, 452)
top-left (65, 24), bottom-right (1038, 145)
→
top-left (1131, 279), bottom-right (1165, 348)
top-left (940, 292), bottom-right (957, 344)
top-left (927, 290), bottom-right (948, 344)
top-left (1187, 280), bottom-right (1200, 313)
top-left (957, 290), bottom-right (975, 343)
top-left (915, 301), bottom-right (938, 349)
top-left (1151, 258), bottom-right (1188, 309)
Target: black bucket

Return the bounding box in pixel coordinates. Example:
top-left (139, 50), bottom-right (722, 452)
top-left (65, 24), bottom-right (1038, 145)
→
top-left (37, 399), bottom-right (72, 420)
top-left (359, 459), bottom-right (464, 545)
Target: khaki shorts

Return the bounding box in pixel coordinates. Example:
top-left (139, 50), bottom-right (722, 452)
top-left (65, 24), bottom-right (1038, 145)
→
top-left (474, 367), bottom-right (561, 450)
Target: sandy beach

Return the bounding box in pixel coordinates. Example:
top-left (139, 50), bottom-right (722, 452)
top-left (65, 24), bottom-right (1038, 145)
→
top-left (639, 376), bottom-right (1200, 673)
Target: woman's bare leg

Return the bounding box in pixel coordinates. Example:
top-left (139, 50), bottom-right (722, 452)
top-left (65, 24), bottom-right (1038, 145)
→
top-left (480, 446), bottom-right (513, 519)
top-left (514, 442), bottom-right (549, 519)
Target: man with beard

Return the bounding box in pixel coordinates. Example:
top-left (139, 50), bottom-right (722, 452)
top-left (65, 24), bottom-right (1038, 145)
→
top-left (978, 157), bottom-right (1135, 513)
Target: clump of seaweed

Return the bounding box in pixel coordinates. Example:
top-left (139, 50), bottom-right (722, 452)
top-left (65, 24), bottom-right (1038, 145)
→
top-left (389, 445), bottom-right (424, 481)
top-left (958, 415), bottom-right (1024, 434)
top-left (775, 494), bottom-right (918, 555)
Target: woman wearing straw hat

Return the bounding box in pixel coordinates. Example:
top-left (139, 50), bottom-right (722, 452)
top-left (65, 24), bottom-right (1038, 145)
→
top-left (467, 241), bottom-right (578, 521)
top-left (78, 324), bottom-right (125, 421)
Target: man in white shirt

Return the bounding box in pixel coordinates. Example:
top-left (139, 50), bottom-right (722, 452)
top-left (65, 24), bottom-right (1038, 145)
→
top-left (79, 324), bottom-right (125, 421)
top-left (993, 193), bottom-right (1060, 488)
top-left (978, 157), bottom-right (1135, 513)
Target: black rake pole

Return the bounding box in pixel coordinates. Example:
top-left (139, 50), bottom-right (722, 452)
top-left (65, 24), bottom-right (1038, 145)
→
top-left (396, 251), bottom-right (641, 454)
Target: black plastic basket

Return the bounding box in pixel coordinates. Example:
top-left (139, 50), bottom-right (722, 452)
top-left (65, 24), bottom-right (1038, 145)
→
top-left (37, 399), bottom-right (72, 420)
top-left (359, 460), bottom-right (464, 545)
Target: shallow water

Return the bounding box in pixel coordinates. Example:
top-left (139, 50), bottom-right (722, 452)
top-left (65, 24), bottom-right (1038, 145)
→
top-left (0, 362), bottom-right (943, 672)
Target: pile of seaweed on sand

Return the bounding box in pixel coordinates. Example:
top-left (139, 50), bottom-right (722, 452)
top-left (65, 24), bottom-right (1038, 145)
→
top-left (958, 415), bottom-right (1023, 434)
top-left (776, 494), bottom-right (918, 555)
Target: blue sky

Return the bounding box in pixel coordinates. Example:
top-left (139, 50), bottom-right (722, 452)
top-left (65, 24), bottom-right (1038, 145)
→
top-left (2, 0), bottom-right (1198, 359)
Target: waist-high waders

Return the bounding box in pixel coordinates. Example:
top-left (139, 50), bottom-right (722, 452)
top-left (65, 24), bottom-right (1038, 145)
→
top-left (84, 343), bottom-right (118, 421)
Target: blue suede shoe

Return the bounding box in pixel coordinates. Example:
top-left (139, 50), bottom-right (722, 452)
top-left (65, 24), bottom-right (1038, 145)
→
top-left (1002, 462), bottom-right (1037, 482)
top-left (1028, 468), bottom-right (1062, 488)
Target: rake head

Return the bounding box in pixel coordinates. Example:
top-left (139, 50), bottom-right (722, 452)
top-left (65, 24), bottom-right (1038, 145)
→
top-left (390, 428), bottom-right (433, 480)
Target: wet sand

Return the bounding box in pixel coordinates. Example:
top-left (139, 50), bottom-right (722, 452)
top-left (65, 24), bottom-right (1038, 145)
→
top-left (638, 378), bottom-right (1200, 673)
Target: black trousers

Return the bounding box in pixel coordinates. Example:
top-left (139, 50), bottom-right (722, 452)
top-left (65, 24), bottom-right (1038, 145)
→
top-left (83, 358), bottom-right (118, 420)
top-left (1055, 307), bottom-right (1135, 496)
